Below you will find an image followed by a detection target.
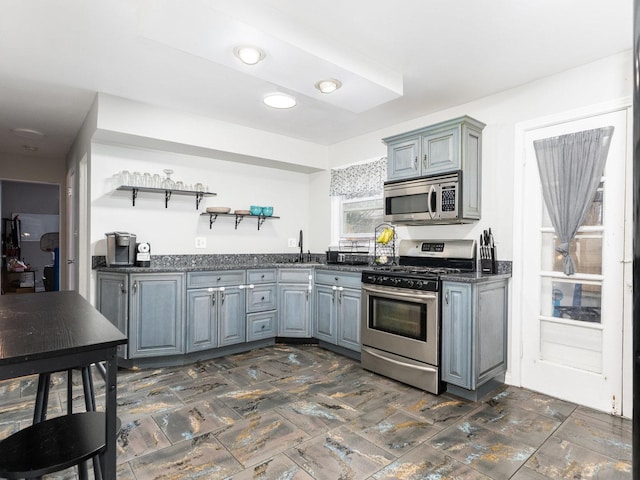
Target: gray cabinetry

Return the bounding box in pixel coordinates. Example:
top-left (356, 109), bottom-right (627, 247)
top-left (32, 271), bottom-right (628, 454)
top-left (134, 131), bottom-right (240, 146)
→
top-left (441, 278), bottom-right (508, 399)
top-left (278, 268), bottom-right (313, 337)
top-left (246, 268), bottom-right (277, 341)
top-left (186, 270), bottom-right (246, 352)
top-left (384, 116), bottom-right (485, 188)
top-left (314, 270), bottom-right (361, 352)
top-left (96, 272), bottom-right (129, 358)
top-left (129, 273), bottom-right (185, 358)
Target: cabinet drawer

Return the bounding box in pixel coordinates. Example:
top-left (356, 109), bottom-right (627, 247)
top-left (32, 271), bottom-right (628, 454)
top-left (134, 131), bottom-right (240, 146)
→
top-left (247, 311), bottom-right (276, 341)
top-left (246, 284), bottom-right (278, 313)
top-left (247, 269), bottom-right (277, 284)
top-left (315, 270), bottom-right (362, 289)
top-left (187, 270), bottom-right (245, 288)
top-left (277, 268), bottom-right (313, 284)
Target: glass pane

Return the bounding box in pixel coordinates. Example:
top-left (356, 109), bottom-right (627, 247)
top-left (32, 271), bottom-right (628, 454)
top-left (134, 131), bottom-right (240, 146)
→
top-left (342, 198), bottom-right (383, 235)
top-left (542, 182), bottom-right (603, 228)
top-left (541, 232), bottom-right (602, 275)
top-left (540, 277), bottom-right (601, 323)
top-left (370, 297), bottom-right (426, 340)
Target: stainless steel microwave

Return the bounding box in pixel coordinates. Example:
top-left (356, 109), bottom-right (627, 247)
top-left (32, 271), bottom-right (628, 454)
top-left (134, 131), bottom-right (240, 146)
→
top-left (384, 171), bottom-right (468, 224)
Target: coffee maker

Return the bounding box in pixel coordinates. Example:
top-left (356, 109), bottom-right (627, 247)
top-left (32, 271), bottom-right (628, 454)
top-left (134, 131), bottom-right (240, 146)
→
top-left (105, 232), bottom-right (136, 266)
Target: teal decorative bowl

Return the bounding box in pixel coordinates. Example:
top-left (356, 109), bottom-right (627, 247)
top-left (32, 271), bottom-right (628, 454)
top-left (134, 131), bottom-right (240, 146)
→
top-left (249, 205), bottom-right (262, 216)
top-left (262, 206), bottom-right (273, 216)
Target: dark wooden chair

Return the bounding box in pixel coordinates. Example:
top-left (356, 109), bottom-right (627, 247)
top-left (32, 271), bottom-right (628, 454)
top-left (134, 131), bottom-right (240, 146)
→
top-left (0, 411), bottom-right (106, 479)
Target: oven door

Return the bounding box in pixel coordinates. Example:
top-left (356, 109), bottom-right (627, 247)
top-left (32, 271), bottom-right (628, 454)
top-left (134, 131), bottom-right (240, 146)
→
top-left (361, 283), bottom-right (439, 366)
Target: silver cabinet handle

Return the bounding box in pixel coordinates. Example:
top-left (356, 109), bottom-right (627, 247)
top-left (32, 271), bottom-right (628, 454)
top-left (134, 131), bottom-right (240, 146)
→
top-left (338, 286), bottom-right (344, 302)
top-left (445, 290), bottom-right (449, 305)
top-left (120, 282), bottom-right (126, 294)
top-left (413, 156), bottom-right (418, 169)
top-left (211, 294), bottom-right (216, 307)
top-left (221, 292), bottom-right (225, 305)
top-left (423, 153), bottom-right (428, 169)
top-left (132, 281), bottom-right (137, 294)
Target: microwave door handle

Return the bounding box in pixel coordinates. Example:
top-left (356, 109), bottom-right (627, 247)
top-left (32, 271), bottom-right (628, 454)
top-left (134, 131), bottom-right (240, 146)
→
top-left (427, 184), bottom-right (437, 219)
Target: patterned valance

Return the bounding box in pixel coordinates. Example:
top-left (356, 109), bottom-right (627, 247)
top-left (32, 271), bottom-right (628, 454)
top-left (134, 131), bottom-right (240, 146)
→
top-left (329, 157), bottom-right (387, 198)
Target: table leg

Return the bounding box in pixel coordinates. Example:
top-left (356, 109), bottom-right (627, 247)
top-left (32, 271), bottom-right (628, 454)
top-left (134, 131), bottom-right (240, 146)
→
top-left (101, 349), bottom-right (118, 480)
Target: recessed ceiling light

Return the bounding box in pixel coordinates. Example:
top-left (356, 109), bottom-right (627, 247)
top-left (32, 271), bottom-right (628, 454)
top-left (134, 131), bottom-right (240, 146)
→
top-left (12, 128), bottom-right (45, 139)
top-left (234, 45), bottom-right (266, 65)
top-left (314, 79), bottom-right (342, 94)
top-left (22, 145), bottom-right (38, 152)
top-left (263, 93), bottom-right (296, 109)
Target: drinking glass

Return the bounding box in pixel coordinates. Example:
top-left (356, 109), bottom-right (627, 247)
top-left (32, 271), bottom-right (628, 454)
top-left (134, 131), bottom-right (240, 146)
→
top-left (120, 170), bottom-right (131, 186)
top-left (132, 172), bottom-right (142, 187)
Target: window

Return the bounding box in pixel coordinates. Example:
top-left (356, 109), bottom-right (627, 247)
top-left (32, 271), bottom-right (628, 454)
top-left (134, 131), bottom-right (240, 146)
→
top-left (340, 196), bottom-right (384, 238)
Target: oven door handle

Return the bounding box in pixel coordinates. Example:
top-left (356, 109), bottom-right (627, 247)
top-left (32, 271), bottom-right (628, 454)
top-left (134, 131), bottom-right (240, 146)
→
top-left (362, 284), bottom-right (437, 301)
top-left (362, 347), bottom-right (437, 373)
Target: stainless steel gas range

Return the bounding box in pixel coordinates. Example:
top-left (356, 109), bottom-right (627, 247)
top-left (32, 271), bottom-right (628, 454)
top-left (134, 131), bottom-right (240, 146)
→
top-left (360, 239), bottom-right (476, 394)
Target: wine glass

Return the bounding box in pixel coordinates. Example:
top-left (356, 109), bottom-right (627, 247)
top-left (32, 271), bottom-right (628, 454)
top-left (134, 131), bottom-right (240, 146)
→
top-left (162, 169), bottom-right (175, 189)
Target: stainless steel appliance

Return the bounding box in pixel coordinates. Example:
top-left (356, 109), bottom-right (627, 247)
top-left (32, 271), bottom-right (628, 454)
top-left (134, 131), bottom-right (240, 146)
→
top-left (105, 232), bottom-right (136, 266)
top-left (361, 238), bottom-right (476, 394)
top-left (383, 171), bottom-right (469, 225)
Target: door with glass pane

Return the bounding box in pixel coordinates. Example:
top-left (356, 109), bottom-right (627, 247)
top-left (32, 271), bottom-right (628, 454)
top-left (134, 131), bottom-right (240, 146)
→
top-left (521, 109), bottom-right (628, 414)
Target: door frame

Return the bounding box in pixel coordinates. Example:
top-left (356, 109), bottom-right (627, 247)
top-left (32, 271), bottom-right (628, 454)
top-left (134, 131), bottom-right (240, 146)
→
top-left (512, 97), bottom-right (633, 416)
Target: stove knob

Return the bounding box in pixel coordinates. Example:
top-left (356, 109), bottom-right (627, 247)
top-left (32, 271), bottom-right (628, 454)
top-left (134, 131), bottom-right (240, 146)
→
top-left (376, 276), bottom-right (384, 284)
top-left (407, 280), bottom-right (415, 288)
top-left (415, 280), bottom-right (423, 289)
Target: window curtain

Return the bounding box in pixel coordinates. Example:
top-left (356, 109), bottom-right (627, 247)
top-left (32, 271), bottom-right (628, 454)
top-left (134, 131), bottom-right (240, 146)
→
top-left (330, 157), bottom-right (387, 198)
top-left (533, 126), bottom-right (614, 275)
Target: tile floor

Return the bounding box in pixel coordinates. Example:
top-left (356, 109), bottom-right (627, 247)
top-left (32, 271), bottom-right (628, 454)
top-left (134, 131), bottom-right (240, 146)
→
top-left (0, 344), bottom-right (632, 479)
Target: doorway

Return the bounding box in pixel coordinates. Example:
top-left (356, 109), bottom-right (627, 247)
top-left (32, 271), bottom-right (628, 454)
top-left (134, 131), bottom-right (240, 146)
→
top-left (0, 180), bottom-right (61, 294)
top-left (514, 105), bottom-right (632, 415)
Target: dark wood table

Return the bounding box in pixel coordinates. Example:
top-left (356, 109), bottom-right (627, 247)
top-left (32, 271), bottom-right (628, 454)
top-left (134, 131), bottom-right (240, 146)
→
top-left (0, 290), bottom-right (128, 479)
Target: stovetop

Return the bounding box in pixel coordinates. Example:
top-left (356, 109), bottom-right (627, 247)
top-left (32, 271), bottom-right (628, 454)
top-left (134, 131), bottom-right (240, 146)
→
top-left (361, 238), bottom-right (476, 291)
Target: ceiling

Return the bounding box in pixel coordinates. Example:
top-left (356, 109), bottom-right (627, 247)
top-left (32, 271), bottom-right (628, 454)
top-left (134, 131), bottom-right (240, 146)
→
top-left (0, 0), bottom-right (632, 161)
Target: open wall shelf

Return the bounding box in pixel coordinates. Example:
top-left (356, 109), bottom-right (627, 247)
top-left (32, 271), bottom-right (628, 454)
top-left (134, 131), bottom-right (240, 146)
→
top-left (117, 186), bottom-right (216, 209)
top-left (200, 212), bottom-right (279, 230)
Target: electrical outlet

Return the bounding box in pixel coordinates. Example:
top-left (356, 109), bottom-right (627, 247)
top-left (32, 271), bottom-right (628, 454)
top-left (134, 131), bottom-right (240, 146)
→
top-left (287, 238), bottom-right (297, 248)
top-left (195, 237), bottom-right (207, 249)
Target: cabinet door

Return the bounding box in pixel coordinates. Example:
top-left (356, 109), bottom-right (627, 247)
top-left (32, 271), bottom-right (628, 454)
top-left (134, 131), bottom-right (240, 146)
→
top-left (186, 289), bottom-right (217, 352)
top-left (422, 126), bottom-right (460, 174)
top-left (441, 282), bottom-right (473, 389)
top-left (278, 284), bottom-right (311, 337)
top-left (315, 284), bottom-right (337, 343)
top-left (129, 274), bottom-right (184, 358)
top-left (337, 287), bottom-right (361, 352)
top-left (218, 287), bottom-right (246, 346)
top-left (387, 137), bottom-right (421, 181)
top-left (476, 280), bottom-right (508, 385)
top-left (96, 273), bottom-right (129, 358)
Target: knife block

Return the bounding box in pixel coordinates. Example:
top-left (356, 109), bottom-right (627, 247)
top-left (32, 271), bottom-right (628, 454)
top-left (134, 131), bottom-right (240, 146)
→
top-left (480, 246), bottom-right (497, 274)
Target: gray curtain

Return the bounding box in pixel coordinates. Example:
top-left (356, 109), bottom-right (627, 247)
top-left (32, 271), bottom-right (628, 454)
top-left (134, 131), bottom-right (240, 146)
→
top-left (330, 157), bottom-right (387, 198)
top-left (533, 126), bottom-right (614, 275)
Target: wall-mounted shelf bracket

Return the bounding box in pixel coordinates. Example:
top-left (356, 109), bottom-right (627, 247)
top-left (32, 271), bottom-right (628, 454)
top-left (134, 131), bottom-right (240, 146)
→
top-left (117, 186), bottom-right (216, 209)
top-left (201, 212), bottom-right (279, 230)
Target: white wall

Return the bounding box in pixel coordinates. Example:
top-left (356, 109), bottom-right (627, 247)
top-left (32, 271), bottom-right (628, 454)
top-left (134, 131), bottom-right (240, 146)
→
top-left (90, 143), bottom-right (311, 257)
top-left (318, 51), bottom-right (633, 261)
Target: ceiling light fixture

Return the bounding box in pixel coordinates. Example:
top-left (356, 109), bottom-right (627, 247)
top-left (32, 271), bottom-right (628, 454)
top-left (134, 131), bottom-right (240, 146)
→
top-left (314, 79), bottom-right (342, 94)
top-left (234, 45), bottom-right (266, 65)
top-left (263, 93), bottom-right (296, 109)
top-left (12, 127), bottom-right (45, 139)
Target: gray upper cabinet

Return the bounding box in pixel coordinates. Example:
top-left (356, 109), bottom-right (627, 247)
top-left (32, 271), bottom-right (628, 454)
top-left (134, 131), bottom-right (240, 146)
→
top-left (384, 116), bottom-right (485, 182)
top-left (441, 278), bottom-right (508, 396)
top-left (129, 273), bottom-right (185, 358)
top-left (278, 268), bottom-right (313, 337)
top-left (314, 270), bottom-right (361, 352)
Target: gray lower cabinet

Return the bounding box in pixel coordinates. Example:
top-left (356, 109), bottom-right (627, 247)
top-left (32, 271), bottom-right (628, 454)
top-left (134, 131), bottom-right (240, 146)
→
top-left (314, 270), bottom-right (361, 352)
top-left (186, 270), bottom-right (246, 352)
top-left (441, 278), bottom-right (508, 393)
top-left (278, 268), bottom-right (313, 337)
top-left (246, 268), bottom-right (277, 341)
top-left (129, 273), bottom-right (185, 358)
top-left (96, 272), bottom-right (129, 358)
